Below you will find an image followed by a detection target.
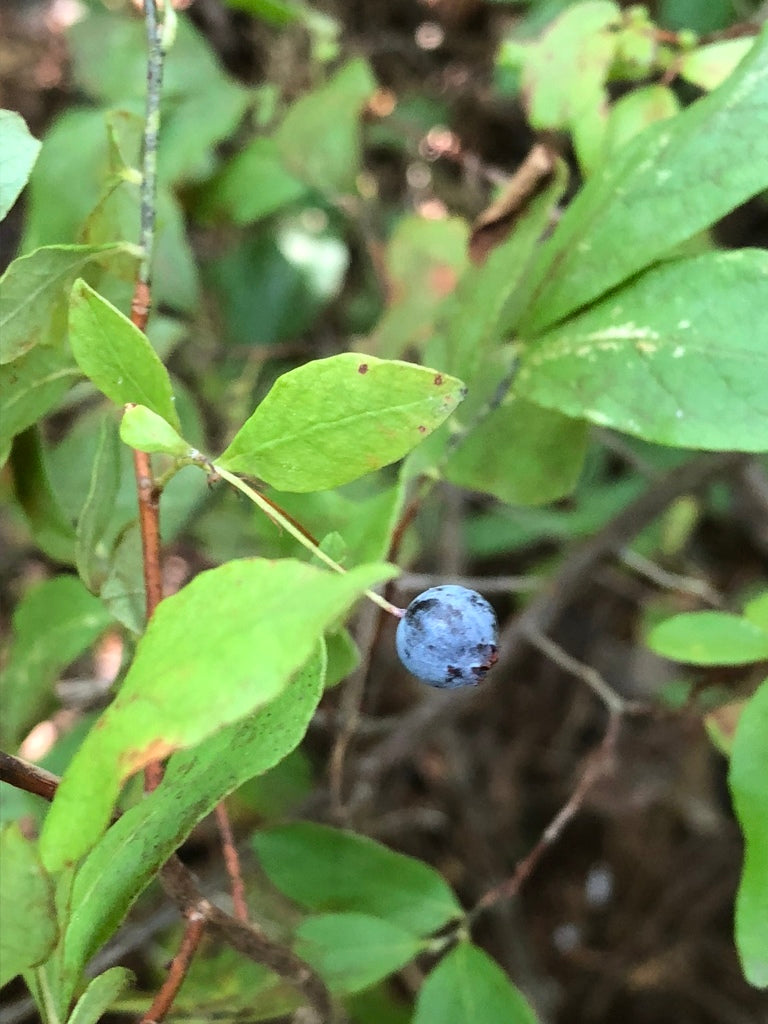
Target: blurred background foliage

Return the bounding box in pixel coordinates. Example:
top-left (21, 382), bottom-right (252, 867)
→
top-left (2, 0), bottom-right (768, 1021)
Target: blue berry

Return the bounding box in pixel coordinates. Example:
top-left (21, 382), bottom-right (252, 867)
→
top-left (396, 585), bottom-right (499, 688)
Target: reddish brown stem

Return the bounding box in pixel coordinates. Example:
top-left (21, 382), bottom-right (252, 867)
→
top-left (214, 801), bottom-right (249, 922)
top-left (130, 279), bottom-right (152, 332)
top-left (132, 446), bottom-right (164, 623)
top-left (139, 908), bottom-right (207, 1024)
top-left (0, 750), bottom-right (58, 802)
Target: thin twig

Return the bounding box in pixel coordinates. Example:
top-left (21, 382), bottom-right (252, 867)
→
top-left (522, 627), bottom-right (639, 715)
top-left (214, 801), bottom-right (249, 922)
top-left (328, 599), bottom-right (380, 822)
top-left (215, 465), bottom-right (404, 618)
top-left (139, 907), bottom-right (207, 1024)
top-left (619, 548), bottom-right (722, 606)
top-left (469, 712), bottom-right (621, 920)
top-left (0, 750), bottom-right (58, 802)
top-left (159, 858), bottom-right (336, 1022)
top-left (0, 751), bottom-right (336, 1023)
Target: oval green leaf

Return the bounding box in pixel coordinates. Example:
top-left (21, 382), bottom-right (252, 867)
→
top-left (0, 243), bottom-right (140, 364)
top-left (60, 648), bottom-right (326, 983)
top-left (296, 913), bottom-right (424, 994)
top-left (0, 575), bottom-right (113, 749)
top-left (647, 612), bottom-right (768, 666)
top-left (40, 558), bottom-right (394, 870)
top-left (517, 250), bottom-right (768, 451)
top-left (0, 109), bottom-right (41, 221)
top-left (274, 58), bottom-right (375, 194)
top-left (0, 824), bottom-right (58, 987)
top-left (119, 403), bottom-right (192, 456)
top-left (68, 279), bottom-right (181, 429)
top-left (728, 678), bottom-right (768, 987)
top-left (680, 39), bottom-right (754, 91)
top-left (414, 943), bottom-right (538, 1024)
top-left (217, 354), bottom-right (466, 491)
top-left (0, 346), bottom-right (80, 461)
top-left (444, 396), bottom-right (588, 506)
top-left (67, 967), bottom-right (135, 1024)
top-left (253, 822), bottom-right (462, 934)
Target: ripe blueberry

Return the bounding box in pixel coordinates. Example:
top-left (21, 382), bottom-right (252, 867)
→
top-left (395, 585), bottom-right (499, 688)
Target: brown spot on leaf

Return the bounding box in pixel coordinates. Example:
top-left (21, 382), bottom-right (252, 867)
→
top-left (358, 363), bottom-right (369, 374)
top-left (119, 737), bottom-right (176, 776)
top-left (434, 373), bottom-right (444, 386)
top-left (428, 264), bottom-right (459, 298)
top-left (418, 424), bottom-right (427, 433)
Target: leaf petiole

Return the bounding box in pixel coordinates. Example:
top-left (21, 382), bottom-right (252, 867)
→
top-left (213, 464), bottom-right (404, 619)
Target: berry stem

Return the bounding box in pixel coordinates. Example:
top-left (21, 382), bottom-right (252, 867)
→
top-left (213, 464), bottom-right (405, 618)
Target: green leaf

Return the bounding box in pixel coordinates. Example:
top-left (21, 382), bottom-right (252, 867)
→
top-left (728, 678), bottom-right (768, 987)
top-left (0, 824), bottom-right (58, 987)
top-left (21, 109), bottom-right (120, 252)
top-left (517, 250), bottom-right (768, 451)
top-left (40, 559), bottom-right (394, 870)
top-left (444, 396), bottom-right (588, 506)
top-left (119, 404), bottom-right (192, 457)
top-left (9, 427), bottom-right (76, 563)
top-left (60, 649), bottom-right (325, 985)
top-left (236, 746), bottom-right (313, 819)
top-left (658, 0), bottom-right (733, 33)
top-left (68, 279), bottom-right (181, 429)
top-left (346, 985), bottom-right (411, 1024)
top-left (520, 27), bottom-right (768, 334)
top-left (414, 943), bottom-right (538, 1024)
top-left (647, 612), bottom-right (768, 666)
top-left (196, 137), bottom-right (307, 225)
top-left (0, 346), bottom-right (79, 463)
top-left (603, 85), bottom-right (680, 160)
top-left (217, 354), bottom-right (466, 491)
top-left (0, 243), bottom-right (140, 364)
top-left (680, 39), bottom-right (754, 91)
top-left (520, 0), bottom-right (619, 171)
top-left (68, 967), bottom-right (134, 1024)
top-left (152, 189), bottom-right (200, 313)
top-left (371, 216), bottom-right (469, 360)
top-left (744, 592), bottom-right (768, 632)
top-left (325, 626), bottom-right (360, 688)
top-left (223, 0), bottom-right (303, 25)
top-left (100, 521), bottom-right (145, 634)
top-left (0, 109), bottom-right (41, 221)
top-left (253, 822), bottom-right (463, 934)
top-left (204, 225), bottom-right (348, 347)
top-left (76, 414), bottom-right (122, 593)
top-left (68, 13), bottom-right (250, 186)
top-left (274, 58), bottom-right (375, 194)
top-left (0, 575), bottom-right (113, 749)
top-left (256, 477), bottom-right (407, 569)
top-left (522, 3), bottom-right (619, 130)
top-left (295, 913), bottom-right (424, 993)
